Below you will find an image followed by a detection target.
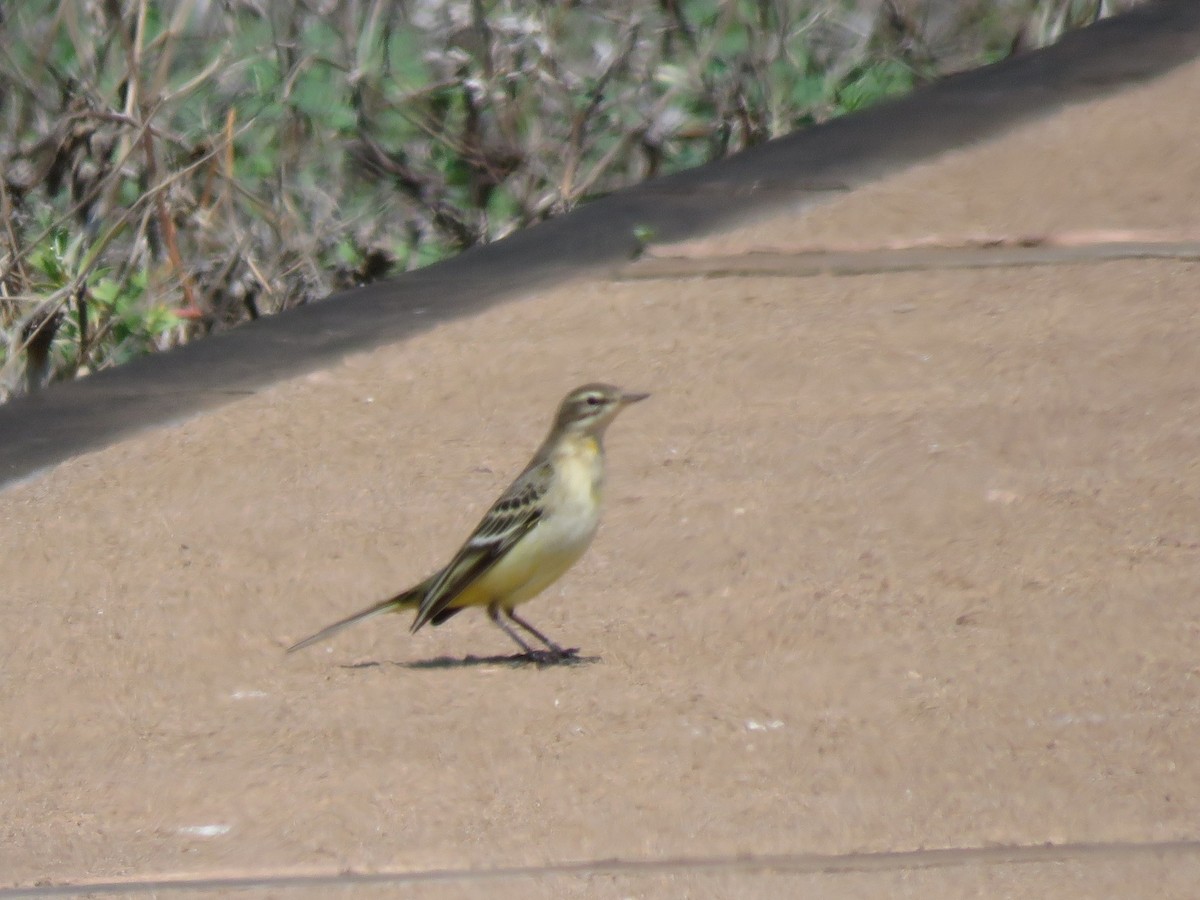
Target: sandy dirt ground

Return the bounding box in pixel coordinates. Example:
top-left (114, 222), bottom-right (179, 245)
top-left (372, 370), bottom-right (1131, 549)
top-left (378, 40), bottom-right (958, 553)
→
top-left (2, 58), bottom-right (1200, 900)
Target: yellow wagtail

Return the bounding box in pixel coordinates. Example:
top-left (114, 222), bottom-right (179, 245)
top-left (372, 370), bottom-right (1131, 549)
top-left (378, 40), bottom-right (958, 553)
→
top-left (287, 383), bottom-right (648, 660)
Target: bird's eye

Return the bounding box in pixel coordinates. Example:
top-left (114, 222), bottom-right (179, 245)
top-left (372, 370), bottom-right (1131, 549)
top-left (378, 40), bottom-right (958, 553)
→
top-left (586, 395), bottom-right (602, 406)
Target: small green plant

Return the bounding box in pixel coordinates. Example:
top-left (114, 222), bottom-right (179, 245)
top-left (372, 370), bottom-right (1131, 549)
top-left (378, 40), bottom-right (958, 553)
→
top-left (631, 224), bottom-right (658, 259)
top-left (83, 272), bottom-right (181, 368)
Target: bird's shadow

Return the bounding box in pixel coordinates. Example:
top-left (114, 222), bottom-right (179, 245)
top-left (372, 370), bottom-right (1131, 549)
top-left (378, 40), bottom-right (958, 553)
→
top-left (340, 650), bottom-right (600, 671)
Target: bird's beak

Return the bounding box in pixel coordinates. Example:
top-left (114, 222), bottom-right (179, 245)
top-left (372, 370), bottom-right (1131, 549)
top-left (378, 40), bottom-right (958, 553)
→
top-left (621, 391), bottom-right (650, 405)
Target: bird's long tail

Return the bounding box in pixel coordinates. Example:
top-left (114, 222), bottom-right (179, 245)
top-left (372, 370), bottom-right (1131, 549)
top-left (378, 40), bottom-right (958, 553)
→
top-left (286, 579), bottom-right (430, 653)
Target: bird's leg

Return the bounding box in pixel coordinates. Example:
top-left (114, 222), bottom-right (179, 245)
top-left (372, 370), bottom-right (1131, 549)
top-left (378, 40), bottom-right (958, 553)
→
top-left (486, 602), bottom-right (539, 657)
top-left (505, 608), bottom-right (577, 659)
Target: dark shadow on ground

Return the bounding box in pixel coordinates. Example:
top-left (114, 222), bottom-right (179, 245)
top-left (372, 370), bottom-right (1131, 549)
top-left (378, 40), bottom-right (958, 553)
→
top-left (338, 651), bottom-right (601, 670)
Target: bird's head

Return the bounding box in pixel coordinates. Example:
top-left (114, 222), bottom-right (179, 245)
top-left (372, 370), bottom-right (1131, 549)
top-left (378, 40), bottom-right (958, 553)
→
top-left (553, 383), bottom-right (649, 438)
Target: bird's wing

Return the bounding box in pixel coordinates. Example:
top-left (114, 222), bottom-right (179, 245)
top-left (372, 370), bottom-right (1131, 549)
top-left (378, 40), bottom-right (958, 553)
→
top-left (410, 459), bottom-right (554, 632)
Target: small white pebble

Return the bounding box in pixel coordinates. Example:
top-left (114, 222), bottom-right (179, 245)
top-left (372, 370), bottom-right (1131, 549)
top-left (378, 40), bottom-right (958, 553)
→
top-left (179, 824), bottom-right (230, 837)
top-left (231, 690), bottom-right (268, 700)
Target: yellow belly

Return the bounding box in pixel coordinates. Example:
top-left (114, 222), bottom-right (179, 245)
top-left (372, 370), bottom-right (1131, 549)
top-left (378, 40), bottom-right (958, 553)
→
top-left (451, 438), bottom-right (602, 611)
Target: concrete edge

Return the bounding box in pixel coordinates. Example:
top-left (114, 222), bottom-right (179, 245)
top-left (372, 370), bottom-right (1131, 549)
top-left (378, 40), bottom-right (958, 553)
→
top-left (5, 839), bottom-right (1199, 897)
